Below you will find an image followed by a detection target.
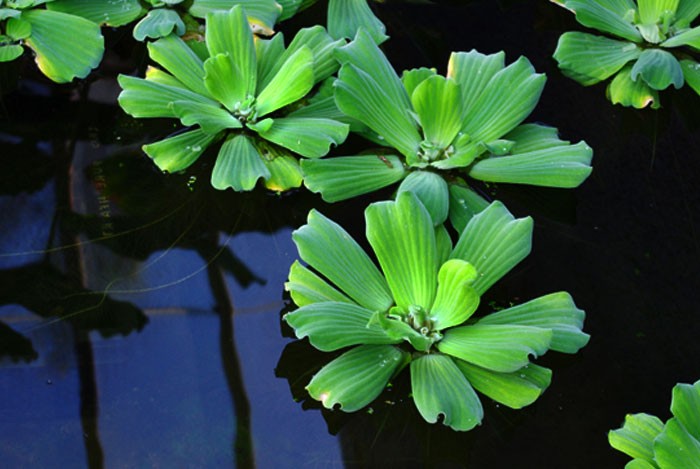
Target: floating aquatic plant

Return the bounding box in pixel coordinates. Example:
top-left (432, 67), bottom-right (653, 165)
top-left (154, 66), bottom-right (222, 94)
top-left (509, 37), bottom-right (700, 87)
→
top-left (302, 30), bottom-right (593, 228)
top-left (609, 379), bottom-right (700, 467)
top-left (553, 0), bottom-right (700, 108)
top-left (284, 191), bottom-right (589, 431)
top-left (118, 5), bottom-right (348, 191)
top-left (0, 0), bottom-right (103, 82)
top-left (48, 0), bottom-right (282, 41)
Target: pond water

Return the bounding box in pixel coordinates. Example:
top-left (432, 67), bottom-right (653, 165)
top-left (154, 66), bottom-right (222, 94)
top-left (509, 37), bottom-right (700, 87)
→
top-left (1, 1), bottom-right (699, 467)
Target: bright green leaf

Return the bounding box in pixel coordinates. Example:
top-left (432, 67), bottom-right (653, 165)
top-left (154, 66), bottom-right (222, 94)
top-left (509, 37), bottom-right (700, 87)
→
top-left (566, 0), bottom-right (642, 42)
top-left (681, 60), bottom-right (700, 95)
top-left (258, 148), bottom-right (303, 192)
top-left (411, 75), bottom-right (463, 150)
top-left (429, 259), bottom-right (479, 330)
top-left (631, 49), bottom-right (684, 90)
top-left (662, 25), bottom-right (700, 48)
top-left (638, 0), bottom-right (679, 25)
top-left (143, 129), bottom-right (219, 173)
top-left (675, 1), bottom-right (700, 28)
top-left (328, 0), bottom-right (387, 43)
top-left (607, 64), bottom-right (660, 108)
top-left (255, 46), bottom-right (314, 117)
top-left (249, 117), bottom-right (348, 158)
top-left (402, 67), bottom-right (437, 98)
top-left (504, 123), bottom-right (571, 153)
top-left (285, 260), bottom-right (352, 307)
top-left (170, 100), bottom-right (241, 134)
top-left (211, 134), bottom-right (269, 191)
top-left (133, 8), bottom-right (184, 41)
top-left (447, 183), bottom-right (489, 233)
top-left (609, 413), bottom-right (664, 462)
top-left (446, 50), bottom-right (505, 124)
top-left (396, 170), bottom-right (449, 226)
top-left (654, 418), bottom-right (700, 467)
top-left (671, 380), bottom-right (700, 441)
top-left (47, 0), bottom-right (144, 27)
top-left (5, 17), bottom-right (30, 39)
top-left (0, 44), bottom-right (23, 62)
top-left (281, 26), bottom-right (345, 85)
top-left (189, 0), bottom-right (282, 34)
top-left (147, 35), bottom-right (210, 96)
top-left (203, 53), bottom-right (245, 112)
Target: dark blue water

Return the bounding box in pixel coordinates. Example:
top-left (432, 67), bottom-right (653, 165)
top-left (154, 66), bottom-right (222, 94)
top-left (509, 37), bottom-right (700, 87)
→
top-left (1, 1), bottom-right (699, 467)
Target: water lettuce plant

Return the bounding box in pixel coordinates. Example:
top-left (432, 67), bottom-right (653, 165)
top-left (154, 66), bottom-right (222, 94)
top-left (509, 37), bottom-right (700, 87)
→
top-left (553, 0), bottom-right (700, 108)
top-left (48, 0), bottom-right (282, 41)
top-left (284, 191), bottom-right (589, 431)
top-left (609, 379), bottom-right (700, 467)
top-left (302, 31), bottom-right (593, 228)
top-left (118, 5), bottom-right (348, 191)
top-left (0, 0), bottom-right (103, 82)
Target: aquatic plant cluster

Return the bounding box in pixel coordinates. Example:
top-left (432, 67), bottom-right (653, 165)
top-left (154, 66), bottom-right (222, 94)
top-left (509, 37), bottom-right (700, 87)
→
top-left (3, 0), bottom-right (697, 451)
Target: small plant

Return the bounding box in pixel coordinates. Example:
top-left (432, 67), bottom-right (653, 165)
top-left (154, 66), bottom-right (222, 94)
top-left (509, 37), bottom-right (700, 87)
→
top-left (553, 0), bottom-right (700, 108)
top-left (609, 379), bottom-right (700, 467)
top-left (302, 30), bottom-right (592, 228)
top-left (118, 5), bottom-right (348, 191)
top-left (48, 0), bottom-right (282, 41)
top-left (284, 191), bottom-right (589, 431)
top-left (0, 0), bottom-right (103, 82)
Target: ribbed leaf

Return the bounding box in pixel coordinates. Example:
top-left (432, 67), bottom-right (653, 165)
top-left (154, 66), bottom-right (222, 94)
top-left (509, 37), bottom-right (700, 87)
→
top-left (307, 344), bottom-right (407, 412)
top-left (504, 124), bottom-right (570, 153)
top-left (631, 49), bottom-right (684, 90)
top-left (450, 201), bottom-right (533, 295)
top-left (203, 53), bottom-right (245, 112)
top-left (147, 35), bottom-right (209, 96)
top-left (429, 259), bottom-right (479, 330)
top-left (411, 75), bottom-right (463, 150)
top-left (292, 210), bottom-right (393, 312)
top-left (437, 324), bottom-right (552, 373)
top-left (681, 60), bottom-right (700, 95)
top-left (210, 134), bottom-right (269, 191)
top-left (285, 302), bottom-right (399, 351)
top-left (607, 64), bottom-right (660, 108)
top-left (133, 8), bottom-right (184, 41)
top-left (475, 292), bottom-right (589, 353)
top-left (205, 6), bottom-right (257, 101)
top-left (22, 9), bottom-right (103, 83)
top-left (254, 143), bottom-right (303, 191)
top-left (410, 354), bottom-right (483, 431)
top-left (662, 25), bottom-right (700, 48)
top-left (46, 0), bottom-right (144, 27)
top-left (468, 141), bottom-right (593, 188)
top-left (671, 380), bottom-right (700, 441)
top-left (281, 26), bottom-right (345, 85)
top-left (566, 0), bottom-right (642, 42)
top-left (328, 0), bottom-right (387, 43)
top-left (365, 191), bottom-right (438, 311)
top-left (675, 1), bottom-right (700, 28)
top-left (654, 418), bottom-right (700, 467)
top-left (554, 32), bottom-right (641, 85)
top-left (446, 50), bottom-right (505, 123)
top-left (0, 44), bottom-right (23, 62)
top-left (396, 171), bottom-right (449, 226)
top-left (286, 260), bottom-right (352, 307)
top-left (638, 0), bottom-right (679, 24)
top-left (302, 155), bottom-right (407, 202)
top-left (143, 129), bottom-right (219, 172)
top-left (609, 413), bottom-right (664, 462)
top-left (435, 224), bottom-right (453, 265)
top-left (249, 117), bottom-right (348, 158)
top-left (402, 67), bottom-right (437, 98)
top-left (255, 46), bottom-right (314, 117)
top-left (189, 0), bottom-right (282, 34)
top-left (170, 100), bottom-right (241, 134)
top-left (455, 361), bottom-right (552, 409)
top-left (448, 183), bottom-right (489, 233)
top-left (254, 33), bottom-right (285, 91)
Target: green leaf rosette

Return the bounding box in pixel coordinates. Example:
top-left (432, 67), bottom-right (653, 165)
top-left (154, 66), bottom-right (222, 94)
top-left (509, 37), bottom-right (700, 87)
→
top-left (284, 191), bottom-right (589, 431)
top-left (117, 5), bottom-right (348, 192)
top-left (302, 31), bottom-right (593, 229)
top-left (553, 0), bottom-right (700, 108)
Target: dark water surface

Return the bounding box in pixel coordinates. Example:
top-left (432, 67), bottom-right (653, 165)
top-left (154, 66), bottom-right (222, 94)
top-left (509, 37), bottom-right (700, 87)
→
top-left (1, 1), bottom-right (699, 467)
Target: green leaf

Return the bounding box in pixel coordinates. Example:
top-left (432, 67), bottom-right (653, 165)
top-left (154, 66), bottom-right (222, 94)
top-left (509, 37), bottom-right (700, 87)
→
top-left (446, 50), bottom-right (505, 124)
top-left (133, 8), bottom-right (184, 41)
top-left (307, 344), bottom-right (407, 412)
top-left (365, 191), bottom-right (439, 311)
top-left (255, 33), bottom-right (285, 91)
top-left (631, 49), bottom-right (684, 90)
top-left (637, 0), bottom-right (679, 25)
top-left (504, 124), bottom-right (571, 153)
top-left (334, 29), bottom-right (421, 159)
top-left (47, 0), bottom-right (144, 27)
top-left (662, 25), bottom-right (700, 48)
top-left (276, 0), bottom-right (315, 20)
top-left (450, 201), bottom-right (533, 295)
top-left (282, 26), bottom-right (345, 85)
top-left (411, 75), bottom-right (463, 150)
top-left (211, 134), bottom-right (269, 191)
top-left (205, 6), bottom-right (257, 101)
top-left (328, 0), bottom-right (387, 43)
top-left (5, 17), bottom-right (30, 39)
top-left (147, 35), bottom-right (210, 97)
top-left (609, 413), bottom-right (664, 462)
top-left (255, 46), bottom-right (314, 117)
top-left (448, 183), bottom-right (489, 233)
top-left (607, 64), bottom-right (660, 108)
top-left (21, 9), bottom-right (103, 83)
top-left (410, 354), bottom-right (483, 431)
top-left (118, 72), bottom-right (218, 119)
top-left (203, 53), bottom-right (246, 112)
top-left (437, 324), bottom-right (552, 373)
top-left (625, 459), bottom-right (659, 469)
top-left (189, 0), bottom-right (282, 34)
top-left (553, 32), bottom-right (641, 86)
top-left (455, 361), bottom-right (552, 409)
top-left (285, 302), bottom-right (399, 351)
top-left (396, 170), bottom-right (449, 226)
top-left (475, 292), bottom-right (589, 354)
top-left (681, 60), bottom-right (700, 95)
top-left (286, 260), bottom-right (352, 307)
top-left (671, 380), bottom-right (700, 440)
top-left (258, 147), bottom-right (303, 192)
top-left (143, 129), bottom-right (219, 173)
top-left (460, 56), bottom-right (546, 146)
top-left (675, 1), bottom-right (700, 28)
top-left (402, 67), bottom-right (437, 98)
top-left (292, 210), bottom-right (394, 312)
top-left (0, 44), bottom-right (23, 62)
top-left (170, 100), bottom-right (242, 134)
top-left (369, 311), bottom-right (434, 352)
top-left (248, 117), bottom-right (348, 158)
top-left (566, 0), bottom-right (642, 42)
top-left (654, 418), bottom-right (700, 467)
top-left (301, 155), bottom-right (407, 202)
top-left (468, 141), bottom-right (593, 188)
top-left (429, 259), bottom-right (479, 330)
top-left (435, 224), bottom-right (453, 266)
